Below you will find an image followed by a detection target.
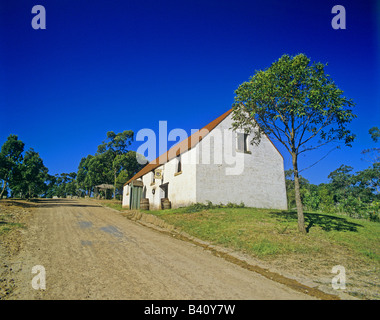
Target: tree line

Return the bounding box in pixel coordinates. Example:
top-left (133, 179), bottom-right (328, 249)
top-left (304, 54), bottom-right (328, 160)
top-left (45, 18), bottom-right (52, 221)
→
top-left (0, 131), bottom-right (146, 200)
top-left (286, 127), bottom-right (379, 222)
top-left (1, 127), bottom-right (378, 222)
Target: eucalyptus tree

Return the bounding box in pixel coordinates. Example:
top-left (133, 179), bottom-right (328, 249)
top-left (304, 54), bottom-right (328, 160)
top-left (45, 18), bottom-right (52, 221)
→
top-left (20, 148), bottom-right (49, 198)
top-left (0, 135), bottom-right (25, 198)
top-left (77, 155), bottom-right (94, 196)
top-left (113, 151), bottom-right (146, 195)
top-left (232, 54), bottom-right (356, 233)
top-left (97, 130), bottom-right (135, 198)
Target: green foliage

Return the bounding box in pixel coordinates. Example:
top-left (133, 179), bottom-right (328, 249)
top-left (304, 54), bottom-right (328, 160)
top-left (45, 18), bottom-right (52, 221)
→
top-left (361, 126), bottom-right (380, 164)
top-left (0, 135), bottom-right (53, 198)
top-left (285, 163), bottom-right (380, 222)
top-left (75, 131), bottom-right (146, 199)
top-left (0, 135), bottom-right (25, 198)
top-left (76, 155), bottom-right (94, 196)
top-left (283, 125), bottom-right (379, 222)
top-left (97, 130), bottom-right (134, 155)
top-left (231, 54), bottom-right (356, 153)
top-left (232, 54), bottom-right (356, 233)
top-left (369, 127), bottom-right (380, 143)
top-left (42, 172), bottom-right (77, 198)
top-left (182, 201), bottom-right (245, 213)
top-left (18, 148), bottom-right (49, 198)
top-left (327, 164), bottom-right (354, 203)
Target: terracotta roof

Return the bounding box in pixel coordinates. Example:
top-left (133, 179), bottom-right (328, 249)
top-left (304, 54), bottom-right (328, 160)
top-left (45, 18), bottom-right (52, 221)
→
top-left (124, 108), bottom-right (284, 186)
top-left (125, 109), bottom-right (232, 185)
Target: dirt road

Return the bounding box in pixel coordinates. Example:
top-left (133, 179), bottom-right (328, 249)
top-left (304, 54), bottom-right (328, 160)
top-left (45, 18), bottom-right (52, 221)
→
top-left (6, 199), bottom-right (314, 300)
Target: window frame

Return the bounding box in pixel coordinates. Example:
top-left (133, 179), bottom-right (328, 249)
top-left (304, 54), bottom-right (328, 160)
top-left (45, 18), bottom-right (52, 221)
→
top-left (236, 132), bottom-right (251, 154)
top-left (174, 155), bottom-right (182, 176)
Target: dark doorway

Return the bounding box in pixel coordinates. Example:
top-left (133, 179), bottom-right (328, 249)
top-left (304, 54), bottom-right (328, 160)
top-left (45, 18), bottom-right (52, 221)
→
top-left (159, 183), bottom-right (169, 209)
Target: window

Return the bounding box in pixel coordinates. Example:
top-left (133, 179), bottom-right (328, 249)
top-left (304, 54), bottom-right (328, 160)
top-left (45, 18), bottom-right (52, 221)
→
top-left (151, 171), bottom-right (155, 185)
top-left (175, 155), bottom-right (182, 175)
top-left (237, 132), bottom-right (249, 153)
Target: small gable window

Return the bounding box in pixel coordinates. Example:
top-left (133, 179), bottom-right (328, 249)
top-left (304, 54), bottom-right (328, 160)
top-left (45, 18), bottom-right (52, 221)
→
top-left (237, 132), bottom-right (249, 153)
top-left (175, 155), bottom-right (182, 176)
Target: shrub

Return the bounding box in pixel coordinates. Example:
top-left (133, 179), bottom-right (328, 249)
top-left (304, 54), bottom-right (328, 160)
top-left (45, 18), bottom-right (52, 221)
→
top-left (182, 201), bottom-right (245, 213)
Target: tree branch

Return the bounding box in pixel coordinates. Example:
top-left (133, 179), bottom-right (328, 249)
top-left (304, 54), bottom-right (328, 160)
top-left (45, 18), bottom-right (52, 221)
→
top-left (298, 138), bottom-right (337, 155)
top-left (297, 113), bottom-right (333, 150)
top-left (299, 146), bottom-right (338, 173)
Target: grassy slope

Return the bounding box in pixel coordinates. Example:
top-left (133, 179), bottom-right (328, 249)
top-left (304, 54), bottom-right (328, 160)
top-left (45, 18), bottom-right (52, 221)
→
top-left (148, 207), bottom-right (379, 262)
top-left (91, 200), bottom-right (380, 298)
top-left (99, 199), bottom-right (379, 263)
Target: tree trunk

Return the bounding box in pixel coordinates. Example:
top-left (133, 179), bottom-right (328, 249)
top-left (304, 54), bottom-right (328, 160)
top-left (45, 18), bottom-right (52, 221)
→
top-left (0, 179), bottom-right (7, 199)
top-left (292, 152), bottom-right (306, 234)
top-left (114, 170), bottom-right (117, 199)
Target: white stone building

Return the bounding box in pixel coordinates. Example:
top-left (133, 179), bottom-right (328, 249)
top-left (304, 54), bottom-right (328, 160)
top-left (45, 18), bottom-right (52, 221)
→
top-left (122, 109), bottom-right (287, 210)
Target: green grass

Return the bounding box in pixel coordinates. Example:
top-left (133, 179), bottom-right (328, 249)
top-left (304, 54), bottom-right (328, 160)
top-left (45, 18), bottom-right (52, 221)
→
top-left (0, 219), bottom-right (25, 236)
top-left (94, 199), bottom-right (126, 212)
top-left (147, 206), bottom-right (380, 263)
top-left (99, 199), bottom-right (380, 265)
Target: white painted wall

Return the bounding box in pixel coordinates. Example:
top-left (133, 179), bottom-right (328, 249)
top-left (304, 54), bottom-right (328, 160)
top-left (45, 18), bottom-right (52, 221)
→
top-left (122, 147), bottom-right (197, 209)
top-left (123, 113), bottom-right (287, 210)
top-left (195, 113), bottom-right (288, 210)
top-left (122, 184), bottom-right (129, 207)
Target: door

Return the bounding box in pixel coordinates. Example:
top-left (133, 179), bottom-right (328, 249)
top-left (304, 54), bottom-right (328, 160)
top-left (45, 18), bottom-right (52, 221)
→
top-left (129, 180), bottom-right (143, 209)
top-left (159, 183), bottom-right (169, 209)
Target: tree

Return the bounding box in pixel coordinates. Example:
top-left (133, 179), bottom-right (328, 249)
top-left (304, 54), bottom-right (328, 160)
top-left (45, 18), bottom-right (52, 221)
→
top-left (327, 165), bottom-right (354, 203)
top-left (354, 162), bottom-right (380, 198)
top-left (113, 151), bottom-right (146, 196)
top-left (44, 174), bottom-right (58, 198)
top-left (97, 130), bottom-right (134, 155)
top-left (232, 54), bottom-right (356, 233)
top-left (64, 172), bottom-right (78, 197)
top-left (361, 126), bottom-right (379, 164)
top-left (0, 135), bottom-right (25, 198)
top-left (88, 151), bottom-right (114, 191)
top-left (97, 131), bottom-right (134, 198)
top-left (76, 131), bottom-right (146, 200)
top-left (77, 155), bottom-right (94, 196)
top-left (19, 148), bottom-right (49, 198)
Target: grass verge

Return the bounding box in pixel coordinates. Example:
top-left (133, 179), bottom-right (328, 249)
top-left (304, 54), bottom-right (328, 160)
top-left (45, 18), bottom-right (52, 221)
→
top-left (97, 200), bottom-right (380, 299)
top-left (148, 206), bottom-right (379, 261)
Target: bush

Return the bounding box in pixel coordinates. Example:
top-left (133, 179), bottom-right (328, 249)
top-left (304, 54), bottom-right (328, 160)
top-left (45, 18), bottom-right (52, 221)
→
top-left (182, 201), bottom-right (245, 213)
top-left (368, 211), bottom-right (380, 222)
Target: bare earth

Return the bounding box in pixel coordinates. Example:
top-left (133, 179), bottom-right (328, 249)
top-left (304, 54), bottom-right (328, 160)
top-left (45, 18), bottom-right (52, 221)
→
top-left (1, 199), bottom-right (315, 300)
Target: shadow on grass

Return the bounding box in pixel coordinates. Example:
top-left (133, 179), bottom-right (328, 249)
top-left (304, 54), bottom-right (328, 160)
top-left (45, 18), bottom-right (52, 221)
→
top-left (270, 211), bottom-right (363, 233)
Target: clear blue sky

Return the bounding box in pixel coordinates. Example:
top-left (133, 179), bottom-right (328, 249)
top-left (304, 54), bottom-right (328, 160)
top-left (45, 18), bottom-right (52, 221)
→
top-left (0, 0), bottom-right (379, 185)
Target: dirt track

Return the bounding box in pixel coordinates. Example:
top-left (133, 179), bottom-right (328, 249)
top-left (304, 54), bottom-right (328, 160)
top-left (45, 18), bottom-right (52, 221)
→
top-left (5, 199), bottom-right (315, 300)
